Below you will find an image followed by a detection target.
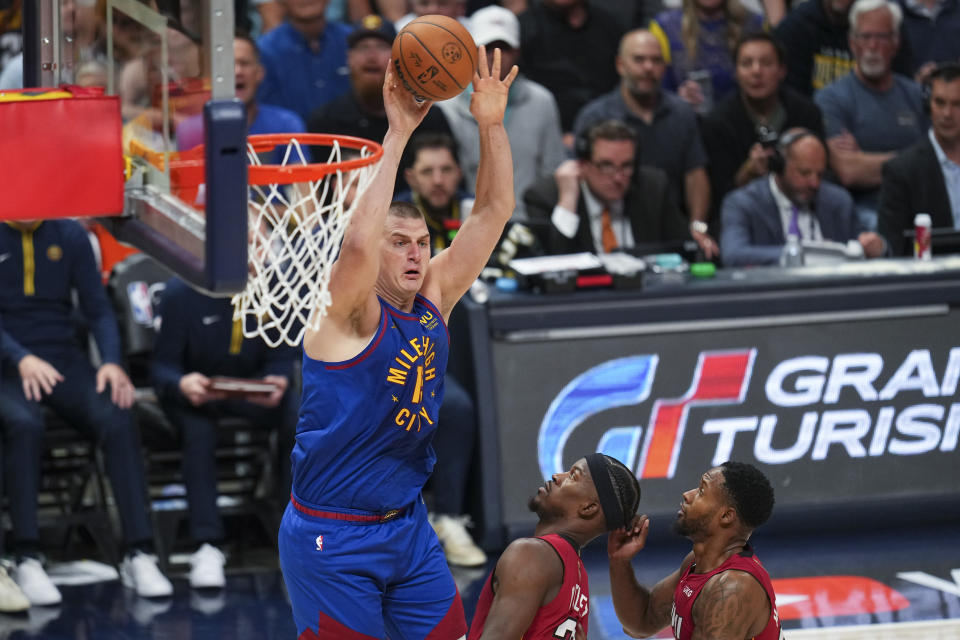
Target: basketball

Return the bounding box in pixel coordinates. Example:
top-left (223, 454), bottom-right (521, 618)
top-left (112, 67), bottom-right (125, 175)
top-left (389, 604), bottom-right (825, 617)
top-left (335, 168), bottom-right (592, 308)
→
top-left (391, 15), bottom-right (477, 102)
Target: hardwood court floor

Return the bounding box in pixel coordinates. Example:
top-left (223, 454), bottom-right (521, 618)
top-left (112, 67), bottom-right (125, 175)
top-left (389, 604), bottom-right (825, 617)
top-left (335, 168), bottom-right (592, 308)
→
top-left (1, 521), bottom-right (957, 639)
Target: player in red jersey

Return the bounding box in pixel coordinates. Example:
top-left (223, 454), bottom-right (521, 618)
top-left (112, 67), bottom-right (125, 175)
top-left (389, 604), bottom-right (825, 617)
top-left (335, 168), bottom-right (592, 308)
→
top-left (609, 461), bottom-right (782, 640)
top-left (468, 454), bottom-right (641, 640)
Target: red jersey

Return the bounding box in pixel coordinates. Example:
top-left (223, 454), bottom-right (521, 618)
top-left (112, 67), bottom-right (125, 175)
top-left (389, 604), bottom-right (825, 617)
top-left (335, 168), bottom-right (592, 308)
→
top-left (671, 545), bottom-right (782, 640)
top-left (468, 534), bottom-right (589, 640)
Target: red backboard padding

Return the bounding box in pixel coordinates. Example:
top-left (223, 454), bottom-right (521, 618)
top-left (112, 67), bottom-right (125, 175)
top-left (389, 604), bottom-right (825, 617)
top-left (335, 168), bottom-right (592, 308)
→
top-left (0, 86), bottom-right (124, 220)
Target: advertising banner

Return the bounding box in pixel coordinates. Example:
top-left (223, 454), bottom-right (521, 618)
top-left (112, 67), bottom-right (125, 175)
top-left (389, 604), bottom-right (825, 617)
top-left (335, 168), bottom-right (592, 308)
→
top-left (492, 309), bottom-right (960, 532)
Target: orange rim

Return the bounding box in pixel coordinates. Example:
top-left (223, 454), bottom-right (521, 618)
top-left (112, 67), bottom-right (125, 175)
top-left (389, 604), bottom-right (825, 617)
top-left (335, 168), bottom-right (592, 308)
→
top-left (168, 133), bottom-right (384, 187)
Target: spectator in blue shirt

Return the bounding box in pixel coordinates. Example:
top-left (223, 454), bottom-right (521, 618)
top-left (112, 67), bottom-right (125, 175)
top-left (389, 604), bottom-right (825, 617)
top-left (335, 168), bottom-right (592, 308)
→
top-left (0, 220), bottom-right (172, 607)
top-left (177, 34), bottom-right (307, 164)
top-left (256, 0), bottom-right (354, 121)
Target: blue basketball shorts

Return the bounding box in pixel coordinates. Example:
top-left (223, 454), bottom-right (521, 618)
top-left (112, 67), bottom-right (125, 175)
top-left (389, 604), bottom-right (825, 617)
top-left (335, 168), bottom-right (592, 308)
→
top-left (278, 495), bottom-right (467, 640)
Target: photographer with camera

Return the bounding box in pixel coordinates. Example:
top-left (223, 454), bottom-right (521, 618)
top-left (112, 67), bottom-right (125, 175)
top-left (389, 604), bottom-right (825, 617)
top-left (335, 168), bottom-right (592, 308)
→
top-left (702, 32), bottom-right (825, 222)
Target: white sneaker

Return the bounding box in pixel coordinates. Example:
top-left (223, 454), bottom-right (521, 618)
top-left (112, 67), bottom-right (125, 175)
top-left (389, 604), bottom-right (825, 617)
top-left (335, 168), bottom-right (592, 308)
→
top-left (12, 558), bottom-right (61, 606)
top-left (0, 564), bottom-right (30, 612)
top-left (431, 514), bottom-right (487, 567)
top-left (120, 551), bottom-right (173, 598)
top-left (189, 544), bottom-right (226, 589)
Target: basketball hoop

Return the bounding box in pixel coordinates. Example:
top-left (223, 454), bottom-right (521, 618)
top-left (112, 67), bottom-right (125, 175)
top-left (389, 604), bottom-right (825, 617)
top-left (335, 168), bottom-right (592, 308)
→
top-left (171, 133), bottom-right (383, 348)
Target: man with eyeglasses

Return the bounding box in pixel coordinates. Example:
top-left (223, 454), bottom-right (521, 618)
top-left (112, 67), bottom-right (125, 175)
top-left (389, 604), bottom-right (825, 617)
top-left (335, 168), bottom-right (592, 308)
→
top-left (572, 29), bottom-right (716, 260)
top-left (523, 119), bottom-right (690, 256)
top-left (814, 0), bottom-right (928, 231)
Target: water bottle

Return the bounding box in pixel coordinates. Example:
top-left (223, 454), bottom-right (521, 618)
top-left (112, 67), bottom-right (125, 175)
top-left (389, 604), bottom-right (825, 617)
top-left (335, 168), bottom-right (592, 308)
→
top-left (780, 233), bottom-right (804, 267)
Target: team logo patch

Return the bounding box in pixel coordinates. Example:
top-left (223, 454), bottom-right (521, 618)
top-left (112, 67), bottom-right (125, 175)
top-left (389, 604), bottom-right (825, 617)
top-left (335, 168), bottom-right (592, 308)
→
top-left (46, 245), bottom-right (63, 261)
top-left (419, 310), bottom-right (438, 330)
top-left (127, 281), bottom-right (154, 326)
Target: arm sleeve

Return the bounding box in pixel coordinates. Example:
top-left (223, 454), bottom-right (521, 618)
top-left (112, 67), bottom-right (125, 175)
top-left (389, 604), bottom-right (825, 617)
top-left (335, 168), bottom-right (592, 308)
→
top-left (720, 191), bottom-right (784, 266)
top-left (150, 281), bottom-right (189, 404)
top-left (701, 116), bottom-right (737, 213)
top-left (0, 329), bottom-right (30, 368)
top-left (657, 173), bottom-right (692, 241)
top-left (877, 159), bottom-right (911, 256)
top-left (71, 226), bottom-right (123, 365)
top-left (683, 113), bottom-right (709, 171)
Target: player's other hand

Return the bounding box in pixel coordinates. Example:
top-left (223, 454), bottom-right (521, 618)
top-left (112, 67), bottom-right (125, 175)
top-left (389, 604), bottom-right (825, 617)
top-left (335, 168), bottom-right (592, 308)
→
top-left (608, 514), bottom-right (651, 562)
top-left (18, 354), bottom-right (64, 401)
top-left (470, 45), bottom-right (518, 127)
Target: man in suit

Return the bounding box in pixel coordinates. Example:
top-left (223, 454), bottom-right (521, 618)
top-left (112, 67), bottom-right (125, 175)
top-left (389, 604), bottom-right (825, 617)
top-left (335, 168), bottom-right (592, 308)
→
top-left (878, 62), bottom-right (960, 255)
top-left (523, 119), bottom-right (691, 256)
top-left (721, 128), bottom-right (885, 265)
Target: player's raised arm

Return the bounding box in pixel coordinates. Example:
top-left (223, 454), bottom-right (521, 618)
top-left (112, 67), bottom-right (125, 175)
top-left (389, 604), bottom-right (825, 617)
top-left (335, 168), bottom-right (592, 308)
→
top-left (425, 45), bottom-right (518, 321)
top-left (304, 63), bottom-right (432, 355)
top-left (608, 516), bottom-right (693, 638)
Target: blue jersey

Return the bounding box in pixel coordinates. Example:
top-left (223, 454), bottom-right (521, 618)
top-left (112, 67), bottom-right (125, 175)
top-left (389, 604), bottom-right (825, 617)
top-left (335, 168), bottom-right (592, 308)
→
top-left (292, 294), bottom-right (449, 512)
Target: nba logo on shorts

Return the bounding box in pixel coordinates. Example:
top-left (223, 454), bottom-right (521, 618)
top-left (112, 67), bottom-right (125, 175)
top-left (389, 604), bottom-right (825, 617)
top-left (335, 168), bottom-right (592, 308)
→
top-left (127, 281), bottom-right (154, 326)
top-left (315, 535), bottom-right (323, 551)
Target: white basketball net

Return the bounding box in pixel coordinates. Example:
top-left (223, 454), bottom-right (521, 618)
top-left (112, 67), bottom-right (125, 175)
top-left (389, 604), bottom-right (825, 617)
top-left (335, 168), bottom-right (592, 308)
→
top-left (233, 137), bottom-right (380, 348)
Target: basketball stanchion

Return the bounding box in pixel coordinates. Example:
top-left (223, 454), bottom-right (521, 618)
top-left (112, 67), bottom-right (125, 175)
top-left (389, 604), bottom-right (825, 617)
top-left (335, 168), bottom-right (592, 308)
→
top-left (169, 133), bottom-right (383, 348)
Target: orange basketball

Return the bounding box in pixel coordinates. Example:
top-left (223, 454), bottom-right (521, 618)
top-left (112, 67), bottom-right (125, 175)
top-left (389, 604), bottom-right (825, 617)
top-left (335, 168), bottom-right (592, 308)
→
top-left (391, 15), bottom-right (477, 102)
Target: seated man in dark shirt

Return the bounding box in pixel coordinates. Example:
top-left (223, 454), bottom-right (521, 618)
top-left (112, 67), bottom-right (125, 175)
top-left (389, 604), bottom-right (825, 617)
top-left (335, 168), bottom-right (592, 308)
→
top-left (878, 62), bottom-right (960, 255)
top-left (524, 119), bottom-right (690, 256)
top-left (151, 277), bottom-right (299, 589)
top-left (0, 219), bottom-right (172, 606)
top-left (720, 128), bottom-right (885, 265)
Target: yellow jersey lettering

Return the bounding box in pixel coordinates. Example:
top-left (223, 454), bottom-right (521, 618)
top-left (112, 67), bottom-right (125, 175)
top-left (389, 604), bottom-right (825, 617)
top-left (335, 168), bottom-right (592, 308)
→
top-left (400, 348), bottom-right (417, 364)
top-left (395, 408), bottom-right (411, 427)
top-left (408, 337), bottom-right (423, 356)
top-left (387, 368), bottom-right (408, 385)
top-left (424, 367), bottom-right (436, 382)
top-left (418, 407), bottom-right (434, 425)
top-left (412, 365), bottom-right (424, 403)
top-left (393, 355), bottom-right (412, 370)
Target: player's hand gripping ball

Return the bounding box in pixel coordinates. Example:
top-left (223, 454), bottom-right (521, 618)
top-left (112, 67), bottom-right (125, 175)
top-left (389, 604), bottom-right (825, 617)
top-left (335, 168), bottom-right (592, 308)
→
top-left (391, 15), bottom-right (477, 101)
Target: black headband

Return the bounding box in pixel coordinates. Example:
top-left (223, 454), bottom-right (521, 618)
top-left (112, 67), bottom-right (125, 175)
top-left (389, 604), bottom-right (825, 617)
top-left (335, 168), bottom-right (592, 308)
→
top-left (585, 453), bottom-right (625, 531)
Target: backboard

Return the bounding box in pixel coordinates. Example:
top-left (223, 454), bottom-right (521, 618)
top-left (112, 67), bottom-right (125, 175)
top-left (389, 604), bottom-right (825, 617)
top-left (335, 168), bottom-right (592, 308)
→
top-left (19, 0), bottom-right (247, 294)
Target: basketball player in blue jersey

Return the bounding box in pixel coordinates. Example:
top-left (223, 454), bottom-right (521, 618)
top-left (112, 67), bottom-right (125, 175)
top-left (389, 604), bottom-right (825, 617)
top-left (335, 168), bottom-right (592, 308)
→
top-left (278, 46), bottom-right (518, 640)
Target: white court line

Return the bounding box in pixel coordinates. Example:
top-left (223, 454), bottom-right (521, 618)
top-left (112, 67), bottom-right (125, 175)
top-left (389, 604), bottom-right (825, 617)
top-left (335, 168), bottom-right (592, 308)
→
top-left (787, 618), bottom-right (960, 639)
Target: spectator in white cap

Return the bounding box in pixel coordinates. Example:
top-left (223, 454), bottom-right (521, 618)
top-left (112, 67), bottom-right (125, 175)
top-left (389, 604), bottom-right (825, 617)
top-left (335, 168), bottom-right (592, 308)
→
top-left (437, 4), bottom-right (565, 220)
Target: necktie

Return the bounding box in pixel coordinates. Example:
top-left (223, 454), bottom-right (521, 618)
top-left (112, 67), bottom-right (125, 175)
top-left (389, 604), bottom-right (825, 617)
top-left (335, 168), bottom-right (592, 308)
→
top-left (788, 206), bottom-right (802, 239)
top-left (601, 207), bottom-right (618, 253)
